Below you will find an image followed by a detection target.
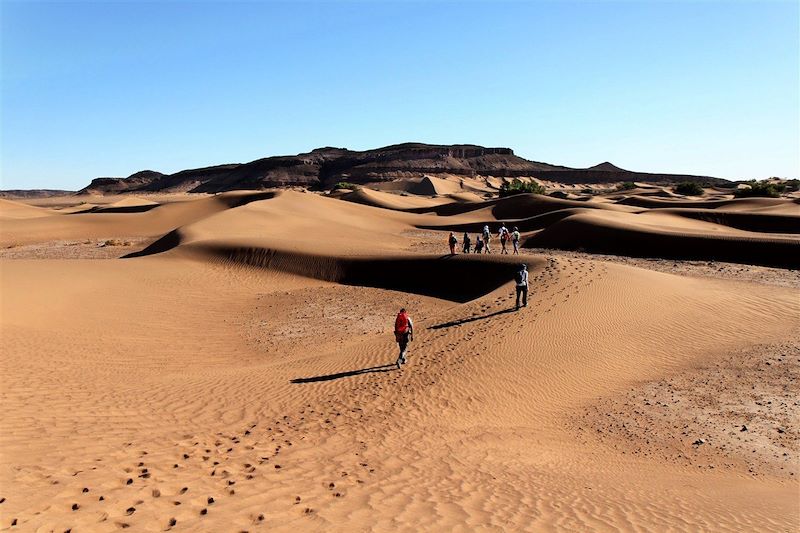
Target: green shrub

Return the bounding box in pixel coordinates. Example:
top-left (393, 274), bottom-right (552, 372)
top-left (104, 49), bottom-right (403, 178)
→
top-left (499, 178), bottom-right (546, 197)
top-left (784, 179), bottom-right (799, 192)
top-left (734, 181), bottom-right (783, 198)
top-left (333, 181), bottom-right (360, 191)
top-left (674, 181), bottom-right (704, 196)
top-left (616, 181), bottom-right (636, 191)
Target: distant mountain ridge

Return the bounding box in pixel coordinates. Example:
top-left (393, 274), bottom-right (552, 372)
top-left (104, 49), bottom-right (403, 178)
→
top-left (78, 143), bottom-right (729, 194)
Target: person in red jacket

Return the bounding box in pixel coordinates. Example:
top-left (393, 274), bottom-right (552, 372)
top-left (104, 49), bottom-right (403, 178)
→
top-left (394, 308), bottom-right (414, 368)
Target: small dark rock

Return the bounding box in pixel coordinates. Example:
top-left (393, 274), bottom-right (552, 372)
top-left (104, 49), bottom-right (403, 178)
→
top-left (72, 503), bottom-right (79, 511)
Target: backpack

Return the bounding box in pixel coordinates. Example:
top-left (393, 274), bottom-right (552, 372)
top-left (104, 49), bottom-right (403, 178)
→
top-left (395, 312), bottom-right (409, 334)
top-left (514, 270), bottom-right (523, 284)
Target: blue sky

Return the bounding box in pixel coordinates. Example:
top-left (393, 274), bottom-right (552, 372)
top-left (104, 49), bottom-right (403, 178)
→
top-left (2, 1), bottom-right (798, 190)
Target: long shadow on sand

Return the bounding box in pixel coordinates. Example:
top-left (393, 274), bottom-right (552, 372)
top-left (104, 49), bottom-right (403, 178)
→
top-left (291, 364), bottom-right (397, 383)
top-left (428, 307), bottom-right (516, 330)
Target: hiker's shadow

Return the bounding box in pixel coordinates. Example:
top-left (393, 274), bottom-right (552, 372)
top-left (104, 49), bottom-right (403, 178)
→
top-left (291, 364), bottom-right (396, 384)
top-left (428, 307), bottom-right (516, 330)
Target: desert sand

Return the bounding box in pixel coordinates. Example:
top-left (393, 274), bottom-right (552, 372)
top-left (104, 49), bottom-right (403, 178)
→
top-left (1, 189), bottom-right (798, 532)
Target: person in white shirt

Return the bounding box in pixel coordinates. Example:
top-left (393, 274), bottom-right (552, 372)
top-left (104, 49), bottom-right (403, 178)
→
top-left (499, 223), bottom-right (510, 254)
top-left (511, 227), bottom-right (521, 255)
top-left (482, 225), bottom-right (492, 254)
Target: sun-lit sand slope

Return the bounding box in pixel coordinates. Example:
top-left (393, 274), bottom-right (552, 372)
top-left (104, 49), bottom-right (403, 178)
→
top-left (1, 191), bottom-right (799, 531)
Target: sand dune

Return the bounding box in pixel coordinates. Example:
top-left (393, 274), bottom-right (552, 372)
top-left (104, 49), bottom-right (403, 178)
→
top-left (0, 198), bottom-right (57, 219)
top-left (616, 195), bottom-right (796, 211)
top-left (527, 210), bottom-right (799, 268)
top-left (339, 188), bottom-right (451, 211)
top-left (1, 191), bottom-right (798, 531)
top-left (0, 191), bottom-right (275, 247)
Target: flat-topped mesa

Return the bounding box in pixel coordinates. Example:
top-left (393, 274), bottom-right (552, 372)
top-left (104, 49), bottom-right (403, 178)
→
top-left (380, 145), bottom-right (514, 159)
top-left (77, 142), bottom-right (728, 194)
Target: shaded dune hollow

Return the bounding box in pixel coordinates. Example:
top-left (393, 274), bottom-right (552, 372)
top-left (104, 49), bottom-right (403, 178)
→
top-left (190, 244), bottom-right (531, 302)
top-left (525, 213), bottom-right (800, 268)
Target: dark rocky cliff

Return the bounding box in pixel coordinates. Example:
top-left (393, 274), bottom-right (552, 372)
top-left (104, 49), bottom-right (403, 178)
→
top-left (79, 143), bottom-right (729, 194)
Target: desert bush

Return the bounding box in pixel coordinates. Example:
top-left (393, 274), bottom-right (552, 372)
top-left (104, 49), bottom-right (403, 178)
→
top-left (784, 179), bottom-right (799, 192)
top-left (101, 239), bottom-right (131, 247)
top-left (333, 182), bottom-right (360, 191)
top-left (616, 181), bottom-right (636, 191)
top-left (674, 181), bottom-right (704, 196)
top-left (499, 178), bottom-right (546, 197)
top-left (734, 181), bottom-right (783, 198)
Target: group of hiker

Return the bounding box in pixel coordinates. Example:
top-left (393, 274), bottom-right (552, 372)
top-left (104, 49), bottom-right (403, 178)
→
top-left (393, 262), bottom-right (529, 369)
top-left (448, 223), bottom-right (520, 255)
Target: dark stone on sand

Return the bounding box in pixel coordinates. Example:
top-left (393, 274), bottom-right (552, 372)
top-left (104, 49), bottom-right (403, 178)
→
top-left (72, 503), bottom-right (79, 511)
top-left (208, 497), bottom-right (215, 504)
top-left (200, 508), bottom-right (208, 516)
top-left (126, 507), bottom-right (135, 515)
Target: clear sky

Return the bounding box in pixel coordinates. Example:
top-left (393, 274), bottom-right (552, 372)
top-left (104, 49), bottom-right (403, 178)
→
top-left (2, 1), bottom-right (798, 190)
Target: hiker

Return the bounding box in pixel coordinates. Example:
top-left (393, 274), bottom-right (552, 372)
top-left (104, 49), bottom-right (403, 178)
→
top-left (448, 232), bottom-right (458, 255)
top-left (482, 225), bottom-right (491, 254)
top-left (462, 232), bottom-right (471, 254)
top-left (511, 226), bottom-right (521, 255)
top-left (515, 264), bottom-right (529, 309)
top-left (474, 235), bottom-right (484, 254)
top-left (394, 308), bottom-right (414, 368)
top-left (499, 223), bottom-right (510, 254)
